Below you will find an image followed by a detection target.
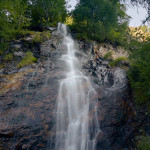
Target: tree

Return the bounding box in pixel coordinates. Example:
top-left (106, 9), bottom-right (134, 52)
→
top-left (29, 0), bottom-right (67, 28)
top-left (72, 0), bottom-right (129, 44)
top-left (128, 39), bottom-right (150, 110)
top-left (0, 0), bottom-right (30, 35)
top-left (0, 0), bottom-right (30, 54)
top-left (0, 0), bottom-right (67, 53)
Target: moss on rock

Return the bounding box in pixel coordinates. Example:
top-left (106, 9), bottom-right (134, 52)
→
top-left (17, 52), bottom-right (37, 68)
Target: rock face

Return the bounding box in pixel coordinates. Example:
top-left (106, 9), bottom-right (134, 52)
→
top-left (0, 30), bottom-right (132, 150)
top-left (93, 43), bottom-right (129, 60)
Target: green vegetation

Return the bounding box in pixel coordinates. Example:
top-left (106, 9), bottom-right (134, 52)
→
top-left (0, 43), bottom-right (9, 55)
top-left (128, 40), bottom-right (150, 110)
top-left (0, 0), bottom-right (150, 149)
top-left (0, 0), bottom-right (149, 111)
top-left (32, 32), bottom-right (44, 44)
top-left (0, 0), bottom-right (30, 54)
top-left (129, 26), bottom-right (150, 42)
top-left (0, 64), bottom-right (5, 70)
top-left (3, 53), bottom-right (14, 62)
top-left (17, 52), bottom-right (37, 68)
top-left (0, 0), bottom-right (66, 54)
top-left (32, 31), bottom-right (51, 44)
top-left (103, 52), bottom-right (113, 60)
top-left (109, 57), bottom-right (127, 67)
top-left (136, 136), bottom-right (150, 150)
top-left (30, 0), bottom-right (67, 28)
top-left (70, 0), bottom-right (129, 45)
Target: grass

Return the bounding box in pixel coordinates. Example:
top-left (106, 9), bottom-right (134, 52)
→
top-left (3, 53), bottom-right (14, 62)
top-left (17, 52), bottom-right (37, 68)
top-left (103, 51), bottom-right (112, 60)
top-left (32, 31), bottom-right (51, 44)
top-left (109, 57), bottom-right (127, 67)
top-left (0, 43), bottom-right (9, 55)
top-left (21, 30), bottom-right (36, 36)
top-left (137, 136), bottom-right (150, 150)
top-left (32, 32), bottom-right (43, 43)
top-left (21, 30), bottom-right (51, 44)
top-left (0, 64), bottom-right (5, 69)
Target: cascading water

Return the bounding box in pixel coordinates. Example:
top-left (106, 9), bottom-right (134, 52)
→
top-left (55, 23), bottom-right (100, 150)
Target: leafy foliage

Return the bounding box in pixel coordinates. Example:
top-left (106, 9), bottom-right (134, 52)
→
top-left (30, 0), bottom-right (67, 28)
top-left (0, 0), bottom-right (67, 54)
top-left (17, 52), bottom-right (37, 68)
top-left (136, 136), bottom-right (150, 150)
top-left (71, 0), bottom-right (129, 45)
top-left (32, 31), bottom-right (51, 44)
top-left (109, 57), bottom-right (127, 67)
top-left (128, 39), bottom-right (150, 110)
top-left (129, 26), bottom-right (150, 42)
top-left (103, 52), bottom-right (113, 60)
top-left (3, 53), bottom-right (14, 62)
top-left (0, 0), bottom-right (30, 54)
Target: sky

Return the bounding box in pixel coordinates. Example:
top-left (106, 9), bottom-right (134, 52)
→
top-left (68, 0), bottom-right (148, 27)
top-left (126, 3), bottom-right (148, 26)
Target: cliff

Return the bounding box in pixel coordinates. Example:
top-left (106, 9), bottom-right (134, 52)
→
top-left (0, 28), bottom-right (143, 150)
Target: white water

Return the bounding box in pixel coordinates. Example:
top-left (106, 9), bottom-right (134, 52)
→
top-left (26, 63), bottom-right (40, 90)
top-left (56, 23), bottom-right (100, 150)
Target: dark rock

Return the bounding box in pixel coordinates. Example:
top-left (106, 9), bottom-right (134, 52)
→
top-left (101, 60), bottom-right (109, 66)
top-left (0, 68), bottom-right (4, 75)
top-left (0, 131), bottom-right (14, 138)
top-left (0, 30), bottom-right (136, 150)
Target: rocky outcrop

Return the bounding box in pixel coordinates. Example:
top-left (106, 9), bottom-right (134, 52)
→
top-left (93, 43), bottom-right (129, 60)
top-left (0, 29), bottom-right (135, 150)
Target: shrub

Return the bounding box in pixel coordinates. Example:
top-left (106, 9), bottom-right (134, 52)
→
top-left (32, 31), bottom-right (51, 44)
top-left (17, 52), bottom-right (37, 68)
top-left (32, 32), bottom-right (43, 44)
top-left (137, 136), bottom-right (150, 150)
top-left (0, 43), bottom-right (9, 55)
top-left (109, 57), bottom-right (127, 67)
top-left (103, 52), bottom-right (113, 60)
top-left (0, 64), bottom-right (5, 69)
top-left (30, 0), bottom-right (67, 28)
top-left (76, 33), bottom-right (90, 41)
top-left (128, 40), bottom-right (150, 109)
top-left (3, 53), bottom-right (13, 62)
top-left (71, 1), bottom-right (129, 44)
top-left (43, 31), bottom-right (51, 39)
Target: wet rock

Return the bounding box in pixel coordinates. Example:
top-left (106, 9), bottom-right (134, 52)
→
top-left (0, 68), bottom-right (4, 75)
top-left (48, 27), bottom-right (57, 31)
top-left (3, 66), bottom-right (18, 75)
top-left (14, 51), bottom-right (25, 57)
top-left (0, 30), bottom-right (133, 150)
top-left (18, 66), bottom-right (31, 73)
top-left (101, 60), bottom-right (109, 66)
top-left (11, 43), bottom-right (22, 50)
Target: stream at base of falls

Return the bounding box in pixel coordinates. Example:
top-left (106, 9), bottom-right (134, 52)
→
top-left (55, 23), bottom-right (100, 150)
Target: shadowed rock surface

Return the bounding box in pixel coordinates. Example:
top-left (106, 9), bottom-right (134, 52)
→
top-left (0, 30), bottom-right (135, 150)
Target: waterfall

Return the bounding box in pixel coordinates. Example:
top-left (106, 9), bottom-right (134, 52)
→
top-left (55, 23), bottom-right (100, 150)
